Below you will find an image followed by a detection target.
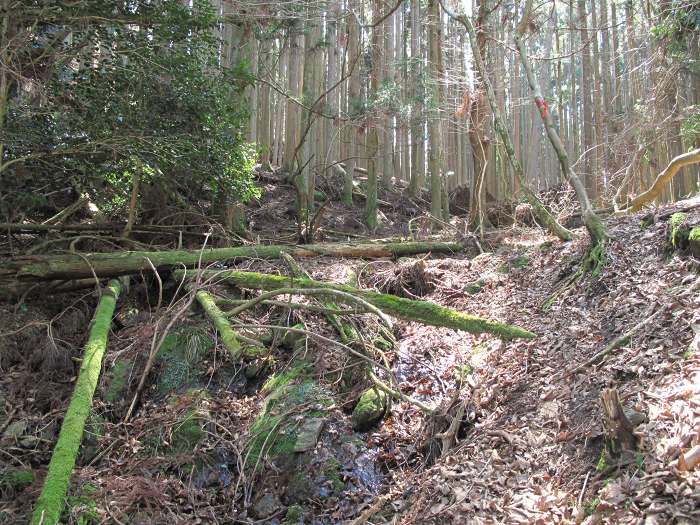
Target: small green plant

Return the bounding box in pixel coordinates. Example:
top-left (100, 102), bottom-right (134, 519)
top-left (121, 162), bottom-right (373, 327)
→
top-left (0, 469), bottom-right (35, 491)
top-left (595, 449), bottom-right (609, 472)
top-left (66, 484), bottom-right (100, 525)
top-left (283, 504), bottom-right (304, 524)
top-left (584, 497), bottom-right (600, 516)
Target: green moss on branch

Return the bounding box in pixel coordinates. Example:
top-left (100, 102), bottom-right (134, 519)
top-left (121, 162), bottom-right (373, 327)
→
top-left (195, 290), bottom-right (264, 360)
top-left (5, 241), bottom-right (466, 281)
top-left (31, 278), bottom-right (124, 525)
top-left (174, 269), bottom-right (535, 340)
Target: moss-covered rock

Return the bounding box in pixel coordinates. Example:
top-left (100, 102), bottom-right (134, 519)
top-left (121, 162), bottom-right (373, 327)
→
top-left (352, 387), bottom-right (388, 431)
top-left (156, 326), bottom-right (213, 395)
top-left (689, 227), bottom-right (700, 258)
top-left (246, 362), bottom-right (332, 468)
top-left (669, 212), bottom-right (689, 248)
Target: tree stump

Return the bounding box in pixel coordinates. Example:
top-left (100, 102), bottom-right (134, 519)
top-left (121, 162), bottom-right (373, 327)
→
top-left (600, 388), bottom-right (638, 454)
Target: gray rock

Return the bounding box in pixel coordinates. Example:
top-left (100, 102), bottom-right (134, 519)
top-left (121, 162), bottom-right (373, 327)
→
top-left (252, 492), bottom-right (281, 519)
top-left (294, 418), bottom-right (325, 452)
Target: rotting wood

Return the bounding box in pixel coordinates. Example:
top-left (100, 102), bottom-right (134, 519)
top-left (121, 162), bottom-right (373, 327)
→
top-left (173, 269), bottom-right (536, 340)
top-left (0, 240), bottom-right (466, 282)
top-left (600, 387), bottom-right (638, 454)
top-left (31, 278), bottom-right (125, 525)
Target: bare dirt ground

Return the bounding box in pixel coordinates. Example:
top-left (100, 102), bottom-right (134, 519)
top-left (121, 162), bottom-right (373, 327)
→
top-left (1, 187), bottom-right (698, 524)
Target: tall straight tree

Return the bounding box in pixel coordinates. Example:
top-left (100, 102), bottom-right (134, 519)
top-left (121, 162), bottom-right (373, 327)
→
top-left (428, 0), bottom-right (444, 221)
top-left (365, 0), bottom-right (381, 229)
top-left (578, 0), bottom-right (596, 198)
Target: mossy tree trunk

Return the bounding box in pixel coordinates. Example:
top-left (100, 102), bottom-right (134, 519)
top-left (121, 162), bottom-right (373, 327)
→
top-left (0, 240), bottom-right (466, 282)
top-left (174, 269), bottom-right (535, 339)
top-left (31, 278), bottom-right (125, 525)
top-left (195, 290), bottom-right (263, 360)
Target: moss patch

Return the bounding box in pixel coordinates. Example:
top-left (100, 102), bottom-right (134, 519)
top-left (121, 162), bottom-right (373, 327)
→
top-left (282, 504), bottom-right (304, 524)
top-left (0, 469), bottom-right (35, 491)
top-left (464, 279), bottom-right (485, 295)
top-left (246, 364), bottom-right (332, 468)
top-left (156, 326), bottom-right (213, 395)
top-left (669, 212), bottom-right (689, 248)
top-left (322, 458), bottom-right (345, 493)
top-left (143, 390), bottom-right (209, 455)
top-left (104, 359), bottom-right (133, 403)
top-left (352, 387), bottom-right (388, 431)
top-left (65, 484), bottom-right (99, 525)
top-left (498, 255), bottom-right (529, 273)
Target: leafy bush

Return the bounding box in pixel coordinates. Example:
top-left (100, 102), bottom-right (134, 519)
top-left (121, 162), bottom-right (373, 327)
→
top-left (0, 0), bottom-right (257, 222)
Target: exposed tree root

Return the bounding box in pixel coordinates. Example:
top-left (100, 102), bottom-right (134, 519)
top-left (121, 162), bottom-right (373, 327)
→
top-left (542, 237), bottom-right (607, 311)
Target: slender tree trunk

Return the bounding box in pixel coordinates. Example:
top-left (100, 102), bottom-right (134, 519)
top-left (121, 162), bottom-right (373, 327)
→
top-left (428, 0), bottom-right (443, 222)
top-left (467, 0), bottom-right (493, 231)
top-left (579, 0), bottom-right (596, 198)
top-left (344, 0), bottom-right (361, 206)
top-left (366, 0), bottom-right (381, 229)
top-left (443, 3), bottom-right (573, 241)
top-left (590, 0), bottom-right (605, 194)
top-left (409, 0), bottom-right (424, 196)
top-left (569, 0), bottom-right (579, 160)
top-left (283, 21), bottom-right (304, 175)
top-left (516, 0), bottom-right (607, 245)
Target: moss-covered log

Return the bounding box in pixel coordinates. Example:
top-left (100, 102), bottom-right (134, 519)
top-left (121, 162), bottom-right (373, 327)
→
top-left (195, 290), bottom-right (264, 360)
top-left (174, 269), bottom-right (535, 339)
top-left (31, 278), bottom-right (124, 525)
top-left (1, 241), bottom-right (466, 281)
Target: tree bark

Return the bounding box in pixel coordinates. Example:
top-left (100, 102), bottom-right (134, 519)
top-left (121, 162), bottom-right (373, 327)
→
top-left (428, 0), bottom-right (443, 222)
top-left (174, 269), bottom-right (536, 339)
top-left (467, 0), bottom-right (492, 231)
top-left (365, 0), bottom-right (381, 229)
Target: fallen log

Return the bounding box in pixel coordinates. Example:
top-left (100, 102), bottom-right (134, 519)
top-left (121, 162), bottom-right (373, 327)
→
top-left (31, 278), bottom-right (125, 525)
top-left (195, 289), bottom-right (264, 360)
top-left (0, 278), bottom-right (101, 301)
top-left (1, 241), bottom-right (465, 281)
top-left (174, 269), bottom-right (535, 340)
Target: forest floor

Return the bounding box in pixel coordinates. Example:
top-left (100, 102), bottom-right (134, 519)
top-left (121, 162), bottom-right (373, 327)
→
top-left (1, 178), bottom-right (699, 524)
